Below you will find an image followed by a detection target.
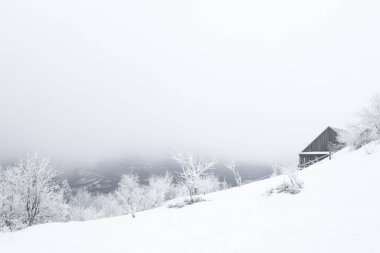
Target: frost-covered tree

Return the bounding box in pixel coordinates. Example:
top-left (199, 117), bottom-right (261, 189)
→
top-left (170, 183), bottom-right (189, 199)
top-left (195, 174), bottom-right (222, 194)
top-left (327, 141), bottom-right (345, 154)
top-left (68, 188), bottom-right (98, 221)
top-left (15, 154), bottom-right (67, 226)
top-left (60, 179), bottom-right (72, 204)
top-left (339, 94), bottom-right (380, 149)
top-left (1, 154), bottom-right (67, 230)
top-left (114, 172), bottom-right (184, 217)
top-left (0, 168), bottom-right (6, 226)
top-left (92, 193), bottom-right (123, 218)
top-left (0, 166), bottom-right (22, 230)
top-left (172, 151), bottom-right (217, 202)
top-left (115, 174), bottom-right (145, 217)
top-left (143, 172), bottom-right (173, 209)
top-left (225, 158), bottom-right (242, 187)
top-left (68, 188), bottom-right (123, 221)
top-left (338, 123), bottom-right (372, 149)
top-left (358, 93), bottom-right (380, 140)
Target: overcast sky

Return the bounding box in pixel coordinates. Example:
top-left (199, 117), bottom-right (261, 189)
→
top-left (0, 0), bottom-right (379, 166)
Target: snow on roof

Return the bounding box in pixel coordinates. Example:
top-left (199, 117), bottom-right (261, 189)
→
top-left (299, 152), bottom-right (330, 155)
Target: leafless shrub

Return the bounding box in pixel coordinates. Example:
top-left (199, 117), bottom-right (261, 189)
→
top-left (167, 196), bottom-right (206, 209)
top-left (265, 166), bottom-right (303, 196)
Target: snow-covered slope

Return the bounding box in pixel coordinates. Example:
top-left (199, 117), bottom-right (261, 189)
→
top-left (1, 144), bottom-right (380, 253)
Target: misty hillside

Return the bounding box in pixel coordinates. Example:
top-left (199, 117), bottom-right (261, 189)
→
top-left (1, 142), bottom-right (379, 253)
top-left (63, 159), bottom-right (272, 193)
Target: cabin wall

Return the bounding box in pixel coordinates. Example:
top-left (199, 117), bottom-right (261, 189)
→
top-left (302, 127), bottom-right (338, 152)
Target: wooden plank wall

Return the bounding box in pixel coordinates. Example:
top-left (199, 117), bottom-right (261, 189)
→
top-left (302, 127), bottom-right (338, 152)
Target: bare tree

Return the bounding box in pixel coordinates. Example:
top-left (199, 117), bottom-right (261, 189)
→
top-left (225, 158), bottom-right (242, 187)
top-left (172, 151), bottom-right (216, 202)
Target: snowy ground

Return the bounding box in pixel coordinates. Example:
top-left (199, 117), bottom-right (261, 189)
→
top-left (1, 143), bottom-right (379, 253)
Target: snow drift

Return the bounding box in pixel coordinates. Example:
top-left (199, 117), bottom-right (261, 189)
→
top-left (1, 143), bottom-right (379, 253)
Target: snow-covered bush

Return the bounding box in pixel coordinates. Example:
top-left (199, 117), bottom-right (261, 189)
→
top-left (265, 166), bottom-right (303, 196)
top-left (143, 172), bottom-right (174, 210)
top-left (115, 174), bottom-right (145, 216)
top-left (169, 183), bottom-right (189, 199)
top-left (92, 193), bottom-right (124, 218)
top-left (273, 181), bottom-right (302, 195)
top-left (115, 173), bottom-right (176, 216)
top-left (68, 189), bottom-right (123, 221)
top-left (172, 151), bottom-right (217, 202)
top-left (68, 188), bottom-right (99, 221)
top-left (167, 196), bottom-right (206, 209)
top-left (194, 174), bottom-right (223, 195)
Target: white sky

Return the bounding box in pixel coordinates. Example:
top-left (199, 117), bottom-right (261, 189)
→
top-left (0, 0), bottom-right (379, 165)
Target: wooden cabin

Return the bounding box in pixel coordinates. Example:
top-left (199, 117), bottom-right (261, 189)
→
top-left (299, 126), bottom-right (343, 168)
